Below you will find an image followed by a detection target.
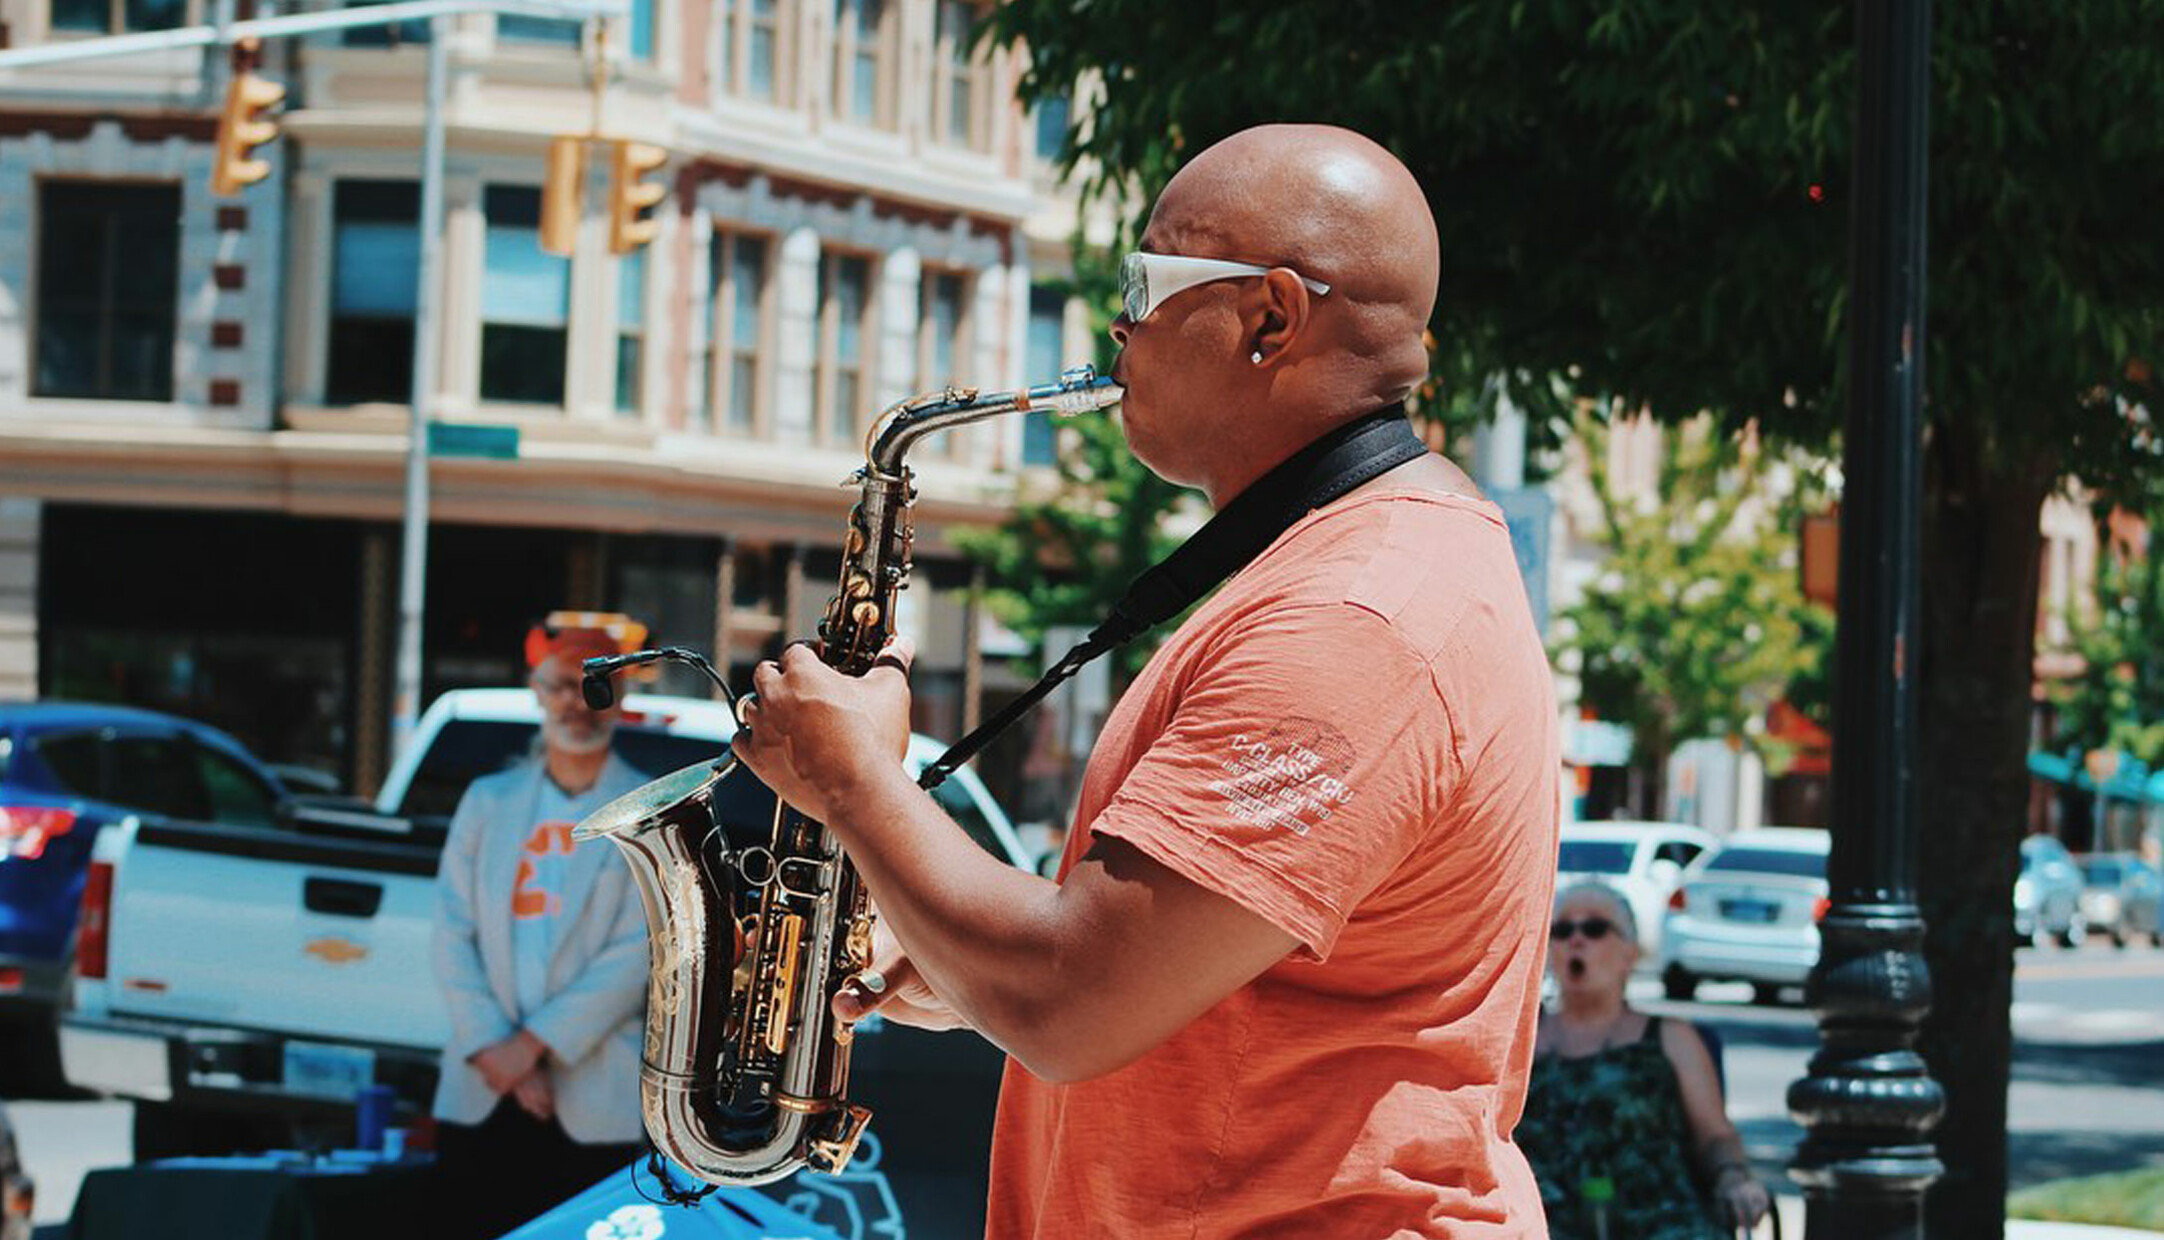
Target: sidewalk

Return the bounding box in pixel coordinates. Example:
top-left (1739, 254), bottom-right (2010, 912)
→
top-left (1771, 1195), bottom-right (2163, 1237)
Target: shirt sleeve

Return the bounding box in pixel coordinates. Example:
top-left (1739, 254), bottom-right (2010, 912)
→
top-left (1086, 600), bottom-right (1460, 961)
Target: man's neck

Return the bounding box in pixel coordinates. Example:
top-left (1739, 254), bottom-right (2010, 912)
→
top-left (544, 747), bottom-right (609, 796)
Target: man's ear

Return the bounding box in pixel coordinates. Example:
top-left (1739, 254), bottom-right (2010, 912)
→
top-left (1247, 267), bottom-right (1314, 365)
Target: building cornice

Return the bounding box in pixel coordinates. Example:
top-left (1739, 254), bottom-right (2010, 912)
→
top-left (0, 421), bottom-right (1017, 553)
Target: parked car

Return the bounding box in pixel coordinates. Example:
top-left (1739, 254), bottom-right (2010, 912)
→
top-left (1555, 821), bottom-right (1718, 956)
top-left (0, 1100), bottom-right (30, 1240)
top-left (1659, 827), bottom-right (1830, 1004)
top-left (2076, 852), bottom-right (2164, 948)
top-left (2015, 834), bottom-right (2088, 948)
top-left (0, 701), bottom-right (289, 1091)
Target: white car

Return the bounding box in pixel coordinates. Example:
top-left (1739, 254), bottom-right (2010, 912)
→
top-left (1555, 821), bottom-right (1719, 956)
top-left (1659, 826), bottom-right (1832, 1004)
top-left (377, 687), bottom-right (1038, 871)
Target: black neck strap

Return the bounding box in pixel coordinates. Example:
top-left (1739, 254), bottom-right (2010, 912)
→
top-left (917, 405), bottom-right (1428, 791)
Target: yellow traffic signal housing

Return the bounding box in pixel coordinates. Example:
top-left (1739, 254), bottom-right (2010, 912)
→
top-left (608, 140), bottom-right (668, 255)
top-left (212, 72), bottom-right (285, 197)
top-left (540, 136), bottom-right (585, 257)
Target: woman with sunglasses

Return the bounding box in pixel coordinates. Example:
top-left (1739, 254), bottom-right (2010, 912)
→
top-left (1518, 881), bottom-right (1772, 1238)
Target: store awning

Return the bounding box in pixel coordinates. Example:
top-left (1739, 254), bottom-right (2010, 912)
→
top-left (2029, 748), bottom-right (2163, 803)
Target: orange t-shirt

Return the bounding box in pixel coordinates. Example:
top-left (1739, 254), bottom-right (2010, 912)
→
top-left (985, 489), bottom-right (1559, 1239)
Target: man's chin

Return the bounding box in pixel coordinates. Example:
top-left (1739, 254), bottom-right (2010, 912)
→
top-left (545, 724), bottom-right (614, 755)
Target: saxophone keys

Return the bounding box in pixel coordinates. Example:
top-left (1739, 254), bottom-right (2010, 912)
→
top-left (844, 914), bottom-right (875, 970)
top-left (851, 601), bottom-right (881, 628)
top-left (806, 1104), bottom-right (875, 1175)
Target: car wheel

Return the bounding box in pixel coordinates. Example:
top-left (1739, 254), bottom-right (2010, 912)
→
top-left (2057, 913), bottom-right (2087, 949)
top-left (1662, 965), bottom-right (1698, 1002)
top-left (2112, 926), bottom-right (2129, 949)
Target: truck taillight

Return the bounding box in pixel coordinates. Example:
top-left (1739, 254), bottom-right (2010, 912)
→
top-left (77, 860), bottom-right (114, 980)
top-left (0, 804), bottom-right (78, 860)
top-left (1668, 888), bottom-right (1688, 912)
top-left (1813, 897), bottom-right (1832, 923)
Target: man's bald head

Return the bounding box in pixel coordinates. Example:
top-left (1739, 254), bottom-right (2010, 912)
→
top-left (1109, 124), bottom-right (1441, 504)
top-left (1146, 125), bottom-right (1439, 386)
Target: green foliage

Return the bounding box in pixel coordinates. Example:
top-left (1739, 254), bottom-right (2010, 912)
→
top-left (954, 411), bottom-right (1198, 680)
top-left (988, 0), bottom-right (2164, 476)
top-left (2009, 1167), bottom-right (2164, 1230)
top-left (2052, 520), bottom-right (2164, 767)
top-left (1556, 412), bottom-right (1830, 786)
top-left (953, 248), bottom-right (1202, 679)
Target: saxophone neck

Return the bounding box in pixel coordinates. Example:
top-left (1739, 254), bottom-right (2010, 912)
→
top-left (865, 364), bottom-right (1124, 475)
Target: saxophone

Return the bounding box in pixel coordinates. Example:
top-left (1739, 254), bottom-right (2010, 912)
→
top-left (573, 366), bottom-right (1124, 1186)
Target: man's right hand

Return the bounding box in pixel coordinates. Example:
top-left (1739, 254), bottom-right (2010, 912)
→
top-left (832, 922), bottom-right (968, 1031)
top-left (468, 1030), bottom-right (545, 1094)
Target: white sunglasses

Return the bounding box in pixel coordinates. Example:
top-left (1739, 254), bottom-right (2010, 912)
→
top-left (1119, 251), bottom-right (1332, 323)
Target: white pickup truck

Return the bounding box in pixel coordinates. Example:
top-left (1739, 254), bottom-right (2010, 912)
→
top-left (58, 688), bottom-right (1034, 1189)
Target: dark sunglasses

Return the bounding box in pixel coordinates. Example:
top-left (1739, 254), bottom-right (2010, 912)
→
top-left (1550, 917), bottom-right (1618, 942)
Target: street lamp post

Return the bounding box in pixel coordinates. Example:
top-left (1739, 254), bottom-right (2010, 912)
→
top-left (389, 13), bottom-right (451, 761)
top-left (1787, 1), bottom-right (1947, 1236)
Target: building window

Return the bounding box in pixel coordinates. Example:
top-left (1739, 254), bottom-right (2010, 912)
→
top-left (1022, 285), bottom-right (1066, 465)
top-left (717, 0), bottom-right (784, 102)
top-left (933, 1), bottom-right (980, 148)
top-left (918, 269), bottom-right (967, 455)
top-left (480, 186), bottom-right (570, 406)
top-left (832, 0), bottom-right (887, 127)
top-left (497, 9), bottom-right (581, 46)
top-left (616, 254), bottom-right (645, 415)
top-left (816, 250), bottom-right (872, 445)
top-left (629, 0), bottom-right (654, 59)
top-left (709, 232), bottom-right (771, 433)
top-left (34, 182), bottom-right (181, 402)
top-left (1033, 90), bottom-right (1072, 162)
top-left (326, 180), bottom-right (418, 405)
top-left (340, 0), bottom-right (429, 46)
top-left (50, 0), bottom-right (191, 33)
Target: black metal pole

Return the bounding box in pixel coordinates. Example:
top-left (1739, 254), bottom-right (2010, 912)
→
top-left (1787, 1), bottom-right (1945, 1235)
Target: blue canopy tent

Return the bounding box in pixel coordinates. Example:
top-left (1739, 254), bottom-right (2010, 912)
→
top-left (2026, 748), bottom-right (2157, 801)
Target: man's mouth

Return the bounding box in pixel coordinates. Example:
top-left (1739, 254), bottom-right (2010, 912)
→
top-left (1566, 958), bottom-right (1587, 980)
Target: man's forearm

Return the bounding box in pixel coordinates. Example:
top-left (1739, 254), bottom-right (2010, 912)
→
top-left (820, 763), bottom-right (1074, 1069)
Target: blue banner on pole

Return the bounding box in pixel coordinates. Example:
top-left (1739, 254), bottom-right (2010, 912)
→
top-left (1490, 486), bottom-right (1554, 633)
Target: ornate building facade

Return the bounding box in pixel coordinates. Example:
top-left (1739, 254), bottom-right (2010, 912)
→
top-left (0, 0), bottom-right (1106, 795)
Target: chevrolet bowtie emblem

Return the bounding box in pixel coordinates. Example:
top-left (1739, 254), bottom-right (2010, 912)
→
top-left (303, 937), bottom-right (369, 964)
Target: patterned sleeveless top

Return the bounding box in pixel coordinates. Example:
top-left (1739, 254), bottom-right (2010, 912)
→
top-left (1518, 1016), bottom-right (1727, 1240)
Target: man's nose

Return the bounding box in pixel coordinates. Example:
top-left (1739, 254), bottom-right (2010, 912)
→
top-left (1108, 313), bottom-right (1132, 347)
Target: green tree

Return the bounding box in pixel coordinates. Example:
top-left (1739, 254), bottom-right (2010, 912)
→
top-left (953, 259), bottom-right (1201, 683)
top-left (956, 409), bottom-right (1198, 683)
top-left (986, 3), bottom-right (2164, 1232)
top-left (1559, 413), bottom-right (1827, 812)
top-left (2053, 518), bottom-right (2164, 768)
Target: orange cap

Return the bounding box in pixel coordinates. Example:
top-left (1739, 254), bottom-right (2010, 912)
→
top-left (524, 610), bottom-right (648, 670)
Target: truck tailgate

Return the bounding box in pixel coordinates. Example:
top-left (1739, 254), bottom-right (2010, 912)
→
top-left (105, 820), bottom-right (448, 1051)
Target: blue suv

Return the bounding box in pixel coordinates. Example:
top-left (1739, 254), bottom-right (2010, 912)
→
top-left (1, 702), bottom-right (288, 1090)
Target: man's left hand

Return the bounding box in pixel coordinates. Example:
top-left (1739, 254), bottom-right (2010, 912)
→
top-left (511, 1069), bottom-right (555, 1122)
top-left (732, 638), bottom-right (913, 823)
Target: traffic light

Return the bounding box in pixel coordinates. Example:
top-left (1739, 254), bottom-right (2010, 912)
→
top-left (540, 136), bottom-right (585, 257)
top-left (608, 140), bottom-right (667, 255)
top-left (212, 68), bottom-right (285, 197)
